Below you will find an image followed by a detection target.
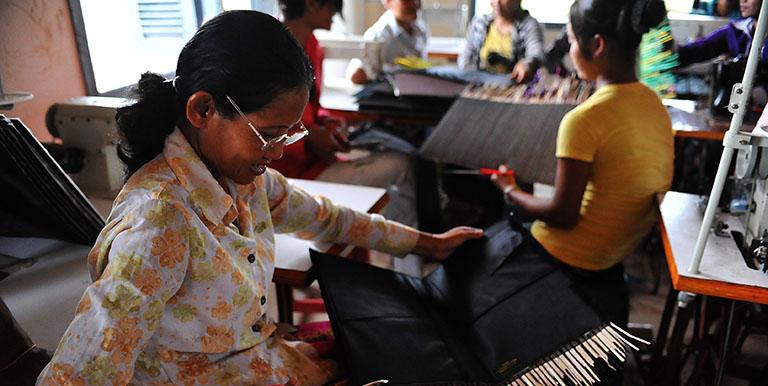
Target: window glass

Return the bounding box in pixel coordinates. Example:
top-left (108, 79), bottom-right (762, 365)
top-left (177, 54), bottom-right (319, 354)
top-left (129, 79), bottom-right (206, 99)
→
top-left (78, 0), bottom-right (203, 93)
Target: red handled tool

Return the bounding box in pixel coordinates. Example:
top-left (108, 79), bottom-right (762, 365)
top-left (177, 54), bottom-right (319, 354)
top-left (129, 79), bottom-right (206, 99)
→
top-left (443, 168), bottom-right (515, 176)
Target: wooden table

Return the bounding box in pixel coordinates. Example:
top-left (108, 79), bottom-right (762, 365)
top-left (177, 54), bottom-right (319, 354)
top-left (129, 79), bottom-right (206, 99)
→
top-left (653, 191), bottom-right (768, 384)
top-left (659, 192), bottom-right (768, 302)
top-left (665, 99), bottom-right (755, 141)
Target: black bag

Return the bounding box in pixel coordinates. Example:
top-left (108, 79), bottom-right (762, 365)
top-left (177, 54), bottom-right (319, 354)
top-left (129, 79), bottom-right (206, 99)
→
top-left (311, 222), bottom-right (636, 385)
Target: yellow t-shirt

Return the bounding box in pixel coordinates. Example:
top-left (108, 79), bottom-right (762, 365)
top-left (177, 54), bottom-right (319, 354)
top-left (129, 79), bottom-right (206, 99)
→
top-left (480, 24), bottom-right (514, 73)
top-left (531, 82), bottom-right (674, 271)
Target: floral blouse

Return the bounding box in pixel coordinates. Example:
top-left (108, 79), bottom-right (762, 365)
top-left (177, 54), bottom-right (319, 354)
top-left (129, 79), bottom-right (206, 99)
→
top-left (37, 129), bottom-right (419, 385)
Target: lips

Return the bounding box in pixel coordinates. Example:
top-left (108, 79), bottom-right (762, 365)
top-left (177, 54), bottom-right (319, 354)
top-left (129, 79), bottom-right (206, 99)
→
top-left (251, 163), bottom-right (267, 174)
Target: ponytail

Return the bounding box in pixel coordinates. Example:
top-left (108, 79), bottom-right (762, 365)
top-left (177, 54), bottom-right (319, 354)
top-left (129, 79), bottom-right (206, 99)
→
top-left (570, 0), bottom-right (667, 61)
top-left (116, 72), bottom-right (181, 178)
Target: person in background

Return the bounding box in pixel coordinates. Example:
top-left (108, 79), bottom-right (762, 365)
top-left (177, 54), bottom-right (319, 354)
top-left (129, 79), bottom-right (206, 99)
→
top-left (275, 0), bottom-right (420, 234)
top-left (492, 0), bottom-right (673, 343)
top-left (677, 0), bottom-right (765, 67)
top-left (714, 0), bottom-right (741, 18)
top-left (348, 0), bottom-right (430, 84)
top-left (458, 0), bottom-right (545, 83)
top-left (36, 10), bottom-right (482, 386)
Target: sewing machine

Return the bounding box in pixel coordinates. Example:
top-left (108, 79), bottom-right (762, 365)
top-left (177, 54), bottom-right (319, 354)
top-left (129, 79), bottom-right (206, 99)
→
top-left (732, 109), bottom-right (768, 275)
top-left (46, 96), bottom-right (129, 198)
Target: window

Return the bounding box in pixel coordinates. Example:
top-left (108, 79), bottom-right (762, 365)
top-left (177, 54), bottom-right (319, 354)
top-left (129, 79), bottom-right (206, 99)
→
top-left (72, 0), bottom-right (208, 94)
top-left (70, 0), bottom-right (278, 95)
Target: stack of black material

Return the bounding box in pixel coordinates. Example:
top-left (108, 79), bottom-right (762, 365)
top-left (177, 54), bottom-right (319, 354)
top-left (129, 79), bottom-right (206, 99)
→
top-left (0, 115), bottom-right (104, 245)
top-left (312, 221), bottom-right (641, 385)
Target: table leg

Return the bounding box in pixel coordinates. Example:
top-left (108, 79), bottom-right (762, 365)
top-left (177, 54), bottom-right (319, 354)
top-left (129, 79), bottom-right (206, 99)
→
top-left (714, 300), bottom-right (737, 386)
top-left (652, 287), bottom-right (679, 367)
top-left (276, 283), bottom-right (294, 325)
top-left (662, 292), bottom-right (698, 385)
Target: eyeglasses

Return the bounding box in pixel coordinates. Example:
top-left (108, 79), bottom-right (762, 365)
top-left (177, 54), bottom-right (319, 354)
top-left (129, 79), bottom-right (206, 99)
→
top-left (226, 95), bottom-right (309, 152)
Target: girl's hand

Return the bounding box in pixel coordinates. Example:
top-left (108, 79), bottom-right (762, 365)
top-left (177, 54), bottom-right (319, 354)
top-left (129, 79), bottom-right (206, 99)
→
top-left (413, 227), bottom-right (484, 262)
top-left (490, 164), bottom-right (519, 195)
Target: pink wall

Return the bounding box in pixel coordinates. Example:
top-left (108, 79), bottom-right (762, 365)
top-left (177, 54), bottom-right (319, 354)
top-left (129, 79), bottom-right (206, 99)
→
top-left (0, 0), bottom-right (87, 142)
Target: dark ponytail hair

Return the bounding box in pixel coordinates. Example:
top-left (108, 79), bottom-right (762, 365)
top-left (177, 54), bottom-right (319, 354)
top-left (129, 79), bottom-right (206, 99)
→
top-left (116, 10), bottom-right (314, 177)
top-left (569, 0), bottom-right (667, 62)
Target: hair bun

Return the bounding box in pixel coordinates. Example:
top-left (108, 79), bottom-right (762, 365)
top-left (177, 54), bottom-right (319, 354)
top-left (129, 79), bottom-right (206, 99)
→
top-left (631, 0), bottom-right (667, 34)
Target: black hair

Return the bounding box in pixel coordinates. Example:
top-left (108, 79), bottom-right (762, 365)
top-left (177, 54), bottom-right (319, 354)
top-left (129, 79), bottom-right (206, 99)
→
top-left (569, 0), bottom-right (667, 61)
top-left (278, 0), bottom-right (343, 20)
top-left (115, 10), bottom-right (314, 178)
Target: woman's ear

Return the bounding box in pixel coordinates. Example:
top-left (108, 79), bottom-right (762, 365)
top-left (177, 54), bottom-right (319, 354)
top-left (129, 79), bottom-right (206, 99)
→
top-left (186, 91), bottom-right (215, 129)
top-left (591, 34), bottom-right (606, 58)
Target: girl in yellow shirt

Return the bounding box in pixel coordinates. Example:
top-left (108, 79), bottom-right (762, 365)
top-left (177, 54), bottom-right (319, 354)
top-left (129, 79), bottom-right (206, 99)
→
top-left (492, 0), bottom-right (674, 330)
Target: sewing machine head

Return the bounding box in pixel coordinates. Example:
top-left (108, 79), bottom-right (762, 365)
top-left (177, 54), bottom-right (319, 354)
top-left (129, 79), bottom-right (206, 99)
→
top-left (732, 105), bottom-right (768, 274)
top-left (46, 96), bottom-right (130, 199)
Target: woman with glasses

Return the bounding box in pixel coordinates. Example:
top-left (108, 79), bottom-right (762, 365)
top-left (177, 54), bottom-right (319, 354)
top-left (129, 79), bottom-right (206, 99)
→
top-left (37, 11), bottom-right (482, 386)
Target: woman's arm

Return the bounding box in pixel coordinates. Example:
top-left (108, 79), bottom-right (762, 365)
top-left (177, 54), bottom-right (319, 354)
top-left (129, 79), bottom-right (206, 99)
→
top-left (676, 24), bottom-right (731, 68)
top-left (267, 169), bottom-right (481, 258)
top-left (458, 15), bottom-right (488, 70)
top-left (492, 158), bottom-right (592, 229)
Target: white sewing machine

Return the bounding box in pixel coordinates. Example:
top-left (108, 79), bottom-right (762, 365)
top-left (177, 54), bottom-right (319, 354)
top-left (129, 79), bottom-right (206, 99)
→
top-left (46, 96), bottom-right (130, 199)
top-left (733, 108), bottom-right (768, 274)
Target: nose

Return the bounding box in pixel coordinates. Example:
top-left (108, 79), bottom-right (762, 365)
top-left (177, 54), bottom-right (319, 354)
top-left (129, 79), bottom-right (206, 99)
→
top-left (264, 142), bottom-right (285, 161)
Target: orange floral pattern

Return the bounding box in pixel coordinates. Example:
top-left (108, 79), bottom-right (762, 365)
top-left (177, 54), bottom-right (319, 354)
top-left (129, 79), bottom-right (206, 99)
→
top-left (39, 129), bottom-right (418, 385)
top-left (152, 229), bottom-right (186, 268)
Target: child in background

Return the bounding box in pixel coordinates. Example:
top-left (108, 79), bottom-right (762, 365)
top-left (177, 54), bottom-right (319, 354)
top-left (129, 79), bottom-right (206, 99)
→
top-left (274, 0), bottom-right (419, 228)
top-left (348, 0), bottom-right (430, 84)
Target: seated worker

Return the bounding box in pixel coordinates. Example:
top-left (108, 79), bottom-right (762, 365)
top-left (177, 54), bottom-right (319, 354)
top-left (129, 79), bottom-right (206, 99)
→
top-left (348, 0), bottom-right (430, 84)
top-left (492, 0), bottom-right (674, 333)
top-left (458, 0), bottom-right (545, 83)
top-left (677, 0), bottom-right (765, 67)
top-left (275, 0), bottom-right (419, 233)
top-left (36, 11), bottom-right (482, 386)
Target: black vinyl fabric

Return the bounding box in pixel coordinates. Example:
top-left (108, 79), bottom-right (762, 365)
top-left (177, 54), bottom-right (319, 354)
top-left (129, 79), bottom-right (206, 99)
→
top-left (0, 115), bottom-right (104, 245)
top-left (311, 221), bottom-right (604, 385)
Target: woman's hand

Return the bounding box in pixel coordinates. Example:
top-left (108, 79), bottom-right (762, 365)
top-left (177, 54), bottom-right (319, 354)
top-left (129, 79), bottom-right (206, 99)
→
top-left (412, 226), bottom-right (484, 262)
top-left (510, 62), bottom-right (533, 83)
top-left (490, 164), bottom-right (519, 197)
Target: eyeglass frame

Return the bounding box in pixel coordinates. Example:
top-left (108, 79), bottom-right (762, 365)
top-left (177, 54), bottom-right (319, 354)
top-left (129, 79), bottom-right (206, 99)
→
top-left (225, 95), bottom-right (309, 152)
